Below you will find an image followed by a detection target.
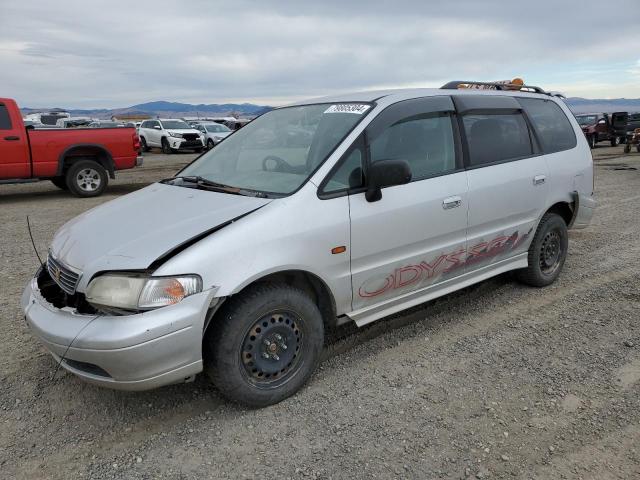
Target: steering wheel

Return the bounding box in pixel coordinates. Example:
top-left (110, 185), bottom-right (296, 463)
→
top-left (262, 155), bottom-right (295, 173)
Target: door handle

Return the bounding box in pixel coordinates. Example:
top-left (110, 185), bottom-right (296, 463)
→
top-left (533, 175), bottom-right (546, 186)
top-left (4, 136), bottom-right (19, 141)
top-left (442, 196), bottom-right (462, 210)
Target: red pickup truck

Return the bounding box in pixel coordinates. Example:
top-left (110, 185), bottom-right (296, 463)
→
top-left (0, 98), bottom-right (142, 197)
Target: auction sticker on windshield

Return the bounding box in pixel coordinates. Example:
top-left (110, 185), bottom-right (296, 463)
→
top-left (324, 104), bottom-right (371, 114)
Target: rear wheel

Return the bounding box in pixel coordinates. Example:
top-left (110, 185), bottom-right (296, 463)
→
top-left (140, 136), bottom-right (151, 152)
top-left (65, 160), bottom-right (108, 197)
top-left (611, 136), bottom-right (621, 147)
top-left (517, 213), bottom-right (568, 287)
top-left (588, 134), bottom-right (596, 149)
top-left (204, 284), bottom-right (324, 407)
top-left (50, 177), bottom-right (68, 190)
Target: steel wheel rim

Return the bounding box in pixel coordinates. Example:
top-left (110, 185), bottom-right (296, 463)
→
top-left (539, 229), bottom-right (562, 275)
top-left (240, 310), bottom-right (304, 389)
top-left (76, 168), bottom-right (101, 192)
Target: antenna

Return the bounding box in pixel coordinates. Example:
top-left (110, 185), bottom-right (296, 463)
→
top-left (26, 216), bottom-right (44, 267)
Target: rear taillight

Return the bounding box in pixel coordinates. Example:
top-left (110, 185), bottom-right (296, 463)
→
top-left (133, 132), bottom-right (140, 152)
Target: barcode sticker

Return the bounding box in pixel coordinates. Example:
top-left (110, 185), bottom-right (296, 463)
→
top-left (324, 104), bottom-right (371, 114)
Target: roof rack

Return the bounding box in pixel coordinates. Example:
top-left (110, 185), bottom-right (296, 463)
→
top-left (440, 80), bottom-right (548, 95)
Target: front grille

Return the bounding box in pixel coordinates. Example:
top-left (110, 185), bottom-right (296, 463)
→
top-left (47, 254), bottom-right (81, 295)
top-left (182, 133), bottom-right (199, 142)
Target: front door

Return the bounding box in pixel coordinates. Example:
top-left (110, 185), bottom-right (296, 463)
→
top-left (348, 96), bottom-right (469, 312)
top-left (0, 101), bottom-right (30, 179)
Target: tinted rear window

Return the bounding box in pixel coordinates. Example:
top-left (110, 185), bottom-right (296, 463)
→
top-left (463, 113), bottom-right (532, 166)
top-left (0, 105), bottom-right (12, 129)
top-left (519, 98), bottom-right (576, 153)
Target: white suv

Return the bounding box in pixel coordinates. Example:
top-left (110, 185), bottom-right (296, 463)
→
top-left (138, 119), bottom-right (204, 154)
top-left (22, 81), bottom-right (595, 407)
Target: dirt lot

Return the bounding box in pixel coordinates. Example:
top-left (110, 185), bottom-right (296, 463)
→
top-left (1, 146), bottom-right (639, 479)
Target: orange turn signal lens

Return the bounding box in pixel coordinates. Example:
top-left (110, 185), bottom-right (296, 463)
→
top-left (331, 246), bottom-right (346, 254)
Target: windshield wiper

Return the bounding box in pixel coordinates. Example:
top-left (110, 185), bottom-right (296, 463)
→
top-left (165, 176), bottom-right (269, 198)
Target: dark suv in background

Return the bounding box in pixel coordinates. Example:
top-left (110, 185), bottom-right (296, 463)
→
top-left (575, 112), bottom-right (628, 148)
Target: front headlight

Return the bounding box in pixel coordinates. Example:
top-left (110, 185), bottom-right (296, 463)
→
top-left (86, 273), bottom-right (202, 311)
top-left (168, 131), bottom-right (183, 138)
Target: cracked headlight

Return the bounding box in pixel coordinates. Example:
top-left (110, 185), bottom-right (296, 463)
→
top-left (86, 273), bottom-right (202, 311)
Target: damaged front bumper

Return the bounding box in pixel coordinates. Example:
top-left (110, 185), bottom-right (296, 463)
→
top-left (21, 268), bottom-right (216, 391)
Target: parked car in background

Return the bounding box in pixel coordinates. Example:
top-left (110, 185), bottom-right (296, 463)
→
top-left (193, 122), bottom-right (233, 149)
top-left (224, 118), bottom-right (252, 131)
top-left (138, 119), bottom-right (204, 154)
top-left (21, 81), bottom-right (595, 406)
top-left (575, 112), bottom-right (627, 148)
top-left (23, 108), bottom-right (69, 126)
top-left (88, 121), bottom-right (125, 128)
top-left (0, 98), bottom-right (142, 197)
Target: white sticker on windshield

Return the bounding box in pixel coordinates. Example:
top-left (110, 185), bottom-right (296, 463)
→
top-left (324, 104), bottom-right (371, 114)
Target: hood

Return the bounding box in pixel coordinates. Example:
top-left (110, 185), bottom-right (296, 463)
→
top-left (167, 128), bottom-right (201, 134)
top-left (50, 183), bottom-right (270, 286)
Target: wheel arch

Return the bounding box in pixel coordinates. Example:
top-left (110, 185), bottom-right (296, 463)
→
top-left (204, 269), bottom-right (338, 337)
top-left (546, 200), bottom-right (574, 227)
top-left (57, 144), bottom-right (115, 179)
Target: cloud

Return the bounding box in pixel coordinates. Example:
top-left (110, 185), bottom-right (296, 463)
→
top-left (0, 0), bottom-right (638, 108)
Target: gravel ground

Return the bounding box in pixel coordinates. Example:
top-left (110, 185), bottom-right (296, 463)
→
top-left (1, 146), bottom-right (639, 479)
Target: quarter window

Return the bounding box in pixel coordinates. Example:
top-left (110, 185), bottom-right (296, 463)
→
top-left (322, 139), bottom-right (364, 193)
top-left (370, 113), bottom-right (456, 180)
top-left (518, 98), bottom-right (577, 153)
top-left (463, 113), bottom-right (532, 166)
top-left (0, 105), bottom-right (12, 129)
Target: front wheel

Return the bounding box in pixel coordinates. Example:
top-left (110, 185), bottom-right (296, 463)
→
top-left (140, 136), bottom-right (151, 152)
top-left (204, 284), bottom-right (324, 407)
top-left (207, 139), bottom-right (215, 150)
top-left (161, 138), bottom-right (172, 154)
top-left (611, 136), bottom-right (621, 147)
top-left (588, 134), bottom-right (596, 149)
top-left (65, 160), bottom-right (108, 197)
top-left (517, 213), bottom-right (568, 287)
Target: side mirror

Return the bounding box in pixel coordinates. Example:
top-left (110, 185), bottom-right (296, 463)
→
top-left (365, 159), bottom-right (412, 202)
top-left (153, 125), bottom-right (161, 130)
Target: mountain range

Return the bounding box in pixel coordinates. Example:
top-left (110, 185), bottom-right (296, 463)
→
top-left (20, 97), bottom-right (640, 119)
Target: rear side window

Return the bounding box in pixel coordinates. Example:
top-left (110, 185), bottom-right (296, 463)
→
top-left (463, 113), bottom-right (532, 167)
top-left (370, 113), bottom-right (456, 180)
top-left (519, 98), bottom-right (576, 153)
top-left (0, 105), bottom-right (12, 129)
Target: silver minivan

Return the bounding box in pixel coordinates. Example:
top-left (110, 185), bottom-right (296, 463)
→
top-left (22, 82), bottom-right (595, 406)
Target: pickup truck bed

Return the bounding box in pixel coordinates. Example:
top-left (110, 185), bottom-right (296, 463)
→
top-left (1, 97), bottom-right (142, 197)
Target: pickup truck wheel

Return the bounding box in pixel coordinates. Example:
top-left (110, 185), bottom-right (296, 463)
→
top-left (140, 136), bottom-right (151, 152)
top-left (611, 136), bottom-right (621, 147)
top-left (161, 138), bottom-right (172, 154)
top-left (204, 284), bottom-right (324, 407)
top-left (588, 134), bottom-right (596, 149)
top-left (516, 213), bottom-right (568, 287)
top-left (65, 160), bottom-right (108, 197)
top-left (50, 177), bottom-right (68, 190)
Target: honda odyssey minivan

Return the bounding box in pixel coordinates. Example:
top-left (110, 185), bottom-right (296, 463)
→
top-left (22, 81), bottom-right (595, 407)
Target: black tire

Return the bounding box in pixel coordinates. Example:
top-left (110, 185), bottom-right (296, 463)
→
top-left (611, 136), bottom-right (621, 147)
top-left (588, 134), bottom-right (596, 149)
top-left (517, 213), bottom-right (568, 287)
top-left (637, 144), bottom-right (640, 153)
top-left (624, 144), bottom-right (631, 154)
top-left (204, 283), bottom-right (324, 407)
top-left (50, 177), bottom-right (68, 190)
top-left (140, 136), bottom-right (151, 152)
top-left (65, 160), bottom-right (108, 198)
top-left (207, 139), bottom-right (215, 150)
top-left (161, 137), bottom-right (172, 154)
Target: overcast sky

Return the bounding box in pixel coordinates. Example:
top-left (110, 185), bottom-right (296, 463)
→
top-left (1, 0), bottom-right (638, 108)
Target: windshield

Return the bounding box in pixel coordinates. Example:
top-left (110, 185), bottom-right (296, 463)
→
top-left (178, 103), bottom-right (371, 195)
top-left (161, 120), bottom-right (190, 129)
top-left (204, 123), bottom-right (231, 133)
top-left (575, 115), bottom-right (598, 126)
